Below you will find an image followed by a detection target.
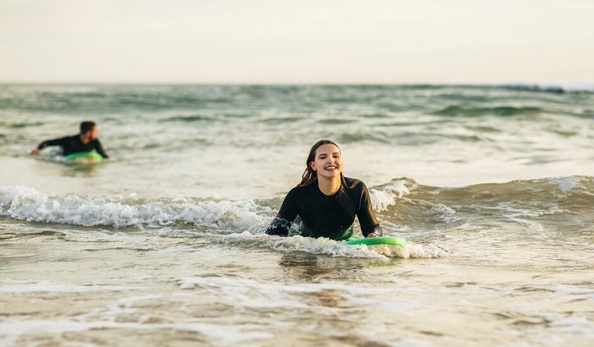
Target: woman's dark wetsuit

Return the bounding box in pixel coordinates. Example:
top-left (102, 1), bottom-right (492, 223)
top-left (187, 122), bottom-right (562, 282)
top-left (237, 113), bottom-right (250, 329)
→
top-left (36, 135), bottom-right (109, 158)
top-left (266, 177), bottom-right (382, 240)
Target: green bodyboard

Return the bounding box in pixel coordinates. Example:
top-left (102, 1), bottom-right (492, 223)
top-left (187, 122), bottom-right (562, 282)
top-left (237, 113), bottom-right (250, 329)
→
top-left (64, 152), bottom-right (103, 161)
top-left (346, 236), bottom-right (407, 247)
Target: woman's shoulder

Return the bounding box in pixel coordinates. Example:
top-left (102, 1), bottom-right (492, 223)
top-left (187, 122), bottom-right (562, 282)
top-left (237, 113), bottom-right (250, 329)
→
top-left (287, 183), bottom-right (312, 195)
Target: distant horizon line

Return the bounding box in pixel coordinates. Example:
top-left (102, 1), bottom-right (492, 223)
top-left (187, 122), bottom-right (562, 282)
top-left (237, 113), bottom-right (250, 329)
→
top-left (1, 80), bottom-right (591, 87)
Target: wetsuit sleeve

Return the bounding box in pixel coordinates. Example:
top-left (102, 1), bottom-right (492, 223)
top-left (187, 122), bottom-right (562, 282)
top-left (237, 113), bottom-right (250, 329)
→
top-left (266, 188), bottom-right (299, 236)
top-left (37, 137), bottom-right (68, 150)
top-left (93, 139), bottom-right (109, 159)
top-left (357, 182), bottom-right (383, 237)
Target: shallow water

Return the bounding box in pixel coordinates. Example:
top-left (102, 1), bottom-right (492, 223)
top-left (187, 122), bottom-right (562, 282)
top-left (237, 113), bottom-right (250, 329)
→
top-left (1, 84), bottom-right (594, 346)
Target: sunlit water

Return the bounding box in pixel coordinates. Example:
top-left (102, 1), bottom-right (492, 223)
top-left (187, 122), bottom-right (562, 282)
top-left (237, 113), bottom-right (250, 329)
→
top-left (1, 84), bottom-right (593, 346)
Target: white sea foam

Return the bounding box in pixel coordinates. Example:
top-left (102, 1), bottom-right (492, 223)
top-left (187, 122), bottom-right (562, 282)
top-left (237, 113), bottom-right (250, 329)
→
top-left (0, 185), bottom-right (266, 230)
top-left (222, 231), bottom-right (386, 259)
top-left (548, 176), bottom-right (582, 195)
top-left (221, 231), bottom-right (446, 259)
top-left (370, 179), bottom-right (411, 212)
top-left (426, 203), bottom-right (463, 223)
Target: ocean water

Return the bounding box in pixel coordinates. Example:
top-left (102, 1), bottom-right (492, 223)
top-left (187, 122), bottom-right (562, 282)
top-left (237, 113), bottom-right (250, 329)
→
top-left (1, 84), bottom-right (593, 346)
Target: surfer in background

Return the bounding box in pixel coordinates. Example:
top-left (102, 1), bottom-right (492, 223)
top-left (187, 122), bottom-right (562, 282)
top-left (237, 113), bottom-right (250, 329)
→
top-left (30, 121), bottom-right (109, 158)
top-left (266, 139), bottom-right (382, 240)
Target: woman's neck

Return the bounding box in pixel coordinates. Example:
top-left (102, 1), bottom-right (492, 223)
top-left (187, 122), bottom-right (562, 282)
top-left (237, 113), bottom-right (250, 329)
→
top-left (317, 176), bottom-right (341, 196)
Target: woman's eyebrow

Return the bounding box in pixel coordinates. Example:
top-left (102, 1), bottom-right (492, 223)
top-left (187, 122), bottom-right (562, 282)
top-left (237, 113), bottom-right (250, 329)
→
top-left (317, 151), bottom-right (340, 158)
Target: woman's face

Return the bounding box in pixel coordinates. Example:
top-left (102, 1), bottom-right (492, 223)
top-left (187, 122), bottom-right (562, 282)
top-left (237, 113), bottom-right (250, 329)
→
top-left (310, 144), bottom-right (343, 180)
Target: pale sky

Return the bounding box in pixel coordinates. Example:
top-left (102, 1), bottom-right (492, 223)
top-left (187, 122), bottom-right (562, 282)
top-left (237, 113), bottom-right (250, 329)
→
top-left (1, 0), bottom-right (593, 84)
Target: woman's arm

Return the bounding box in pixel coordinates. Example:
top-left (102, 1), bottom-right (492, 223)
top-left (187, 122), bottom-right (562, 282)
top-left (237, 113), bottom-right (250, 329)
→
top-left (356, 182), bottom-right (383, 238)
top-left (265, 188), bottom-right (299, 236)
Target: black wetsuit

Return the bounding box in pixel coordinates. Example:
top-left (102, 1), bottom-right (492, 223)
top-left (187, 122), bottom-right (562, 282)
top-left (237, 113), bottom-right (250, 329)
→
top-left (266, 177), bottom-right (382, 240)
top-left (36, 135), bottom-right (109, 158)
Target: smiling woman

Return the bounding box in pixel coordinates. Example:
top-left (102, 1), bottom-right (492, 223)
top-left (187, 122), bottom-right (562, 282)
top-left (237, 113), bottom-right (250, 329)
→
top-left (266, 140), bottom-right (383, 241)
